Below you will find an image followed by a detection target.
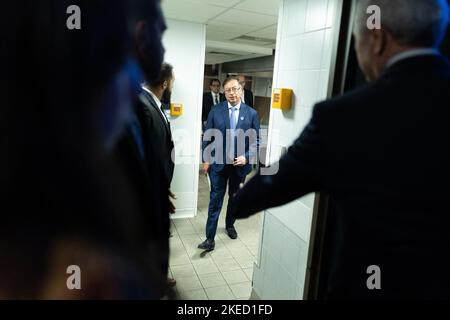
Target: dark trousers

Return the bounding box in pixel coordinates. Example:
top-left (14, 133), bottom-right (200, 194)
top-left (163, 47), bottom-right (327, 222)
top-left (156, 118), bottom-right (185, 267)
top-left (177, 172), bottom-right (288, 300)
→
top-left (206, 165), bottom-right (245, 240)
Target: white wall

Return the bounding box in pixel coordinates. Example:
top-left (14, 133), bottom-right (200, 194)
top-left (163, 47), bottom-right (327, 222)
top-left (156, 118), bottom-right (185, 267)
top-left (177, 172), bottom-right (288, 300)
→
top-left (162, 19), bottom-right (206, 219)
top-left (254, 77), bottom-right (273, 97)
top-left (252, 0), bottom-right (342, 299)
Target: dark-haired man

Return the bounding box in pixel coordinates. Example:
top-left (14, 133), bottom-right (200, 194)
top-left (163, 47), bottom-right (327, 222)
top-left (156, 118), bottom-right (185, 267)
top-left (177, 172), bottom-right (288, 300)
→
top-left (202, 79), bottom-right (225, 131)
top-left (140, 63), bottom-right (177, 289)
top-left (141, 63), bottom-right (175, 190)
top-left (116, 0), bottom-right (175, 296)
top-left (198, 77), bottom-right (260, 251)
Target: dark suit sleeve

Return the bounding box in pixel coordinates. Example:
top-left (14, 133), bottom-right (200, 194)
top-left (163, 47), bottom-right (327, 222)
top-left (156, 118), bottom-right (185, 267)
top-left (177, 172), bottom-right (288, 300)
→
top-left (244, 109), bottom-right (260, 163)
top-left (231, 104), bottom-right (324, 218)
top-left (202, 107), bottom-right (215, 163)
top-left (245, 90), bottom-right (254, 108)
top-left (202, 93), bottom-right (208, 122)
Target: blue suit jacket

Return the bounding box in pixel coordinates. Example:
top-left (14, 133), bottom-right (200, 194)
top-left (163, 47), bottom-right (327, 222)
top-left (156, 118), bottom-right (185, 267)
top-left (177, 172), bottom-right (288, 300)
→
top-left (202, 101), bottom-right (260, 177)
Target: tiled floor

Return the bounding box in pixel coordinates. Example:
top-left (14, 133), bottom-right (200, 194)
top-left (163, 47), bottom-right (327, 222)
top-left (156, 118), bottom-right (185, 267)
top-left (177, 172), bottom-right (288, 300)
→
top-left (169, 172), bottom-right (261, 300)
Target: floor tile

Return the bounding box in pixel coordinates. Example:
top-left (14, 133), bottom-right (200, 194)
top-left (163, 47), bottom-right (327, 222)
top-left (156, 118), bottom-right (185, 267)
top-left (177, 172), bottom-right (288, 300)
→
top-left (205, 285), bottom-right (234, 300)
top-left (168, 172), bottom-right (261, 300)
top-left (178, 288), bottom-right (208, 300)
top-left (192, 259), bottom-right (219, 275)
top-left (229, 281), bottom-right (252, 299)
top-left (175, 275), bottom-right (202, 292)
top-left (171, 264), bottom-right (197, 278)
top-left (222, 270), bottom-right (249, 285)
top-left (198, 272), bottom-right (227, 289)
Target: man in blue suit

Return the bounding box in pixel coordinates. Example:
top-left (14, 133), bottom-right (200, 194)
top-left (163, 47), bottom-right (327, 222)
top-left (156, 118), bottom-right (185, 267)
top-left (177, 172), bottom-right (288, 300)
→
top-left (198, 77), bottom-right (260, 250)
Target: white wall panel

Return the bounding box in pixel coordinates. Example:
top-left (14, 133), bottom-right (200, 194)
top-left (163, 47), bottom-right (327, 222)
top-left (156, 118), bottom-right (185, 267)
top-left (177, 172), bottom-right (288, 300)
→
top-left (252, 0), bottom-right (343, 300)
top-left (162, 19), bottom-right (206, 219)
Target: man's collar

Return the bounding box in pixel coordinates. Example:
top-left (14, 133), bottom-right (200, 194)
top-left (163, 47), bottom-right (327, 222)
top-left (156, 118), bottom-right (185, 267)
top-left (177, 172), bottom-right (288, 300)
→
top-left (142, 85), bottom-right (162, 109)
top-left (385, 48), bottom-right (439, 70)
top-left (228, 101), bottom-right (241, 110)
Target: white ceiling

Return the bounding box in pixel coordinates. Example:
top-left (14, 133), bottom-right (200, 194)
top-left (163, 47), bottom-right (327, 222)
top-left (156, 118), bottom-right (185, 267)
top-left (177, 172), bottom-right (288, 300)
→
top-left (161, 0), bottom-right (280, 64)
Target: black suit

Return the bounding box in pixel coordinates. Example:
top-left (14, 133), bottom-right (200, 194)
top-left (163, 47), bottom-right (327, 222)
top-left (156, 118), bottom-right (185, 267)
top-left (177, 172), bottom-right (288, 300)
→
top-left (242, 89), bottom-right (254, 108)
top-left (202, 91), bottom-right (225, 122)
top-left (113, 104), bottom-right (170, 298)
top-left (231, 54), bottom-right (450, 299)
top-left (140, 90), bottom-right (175, 188)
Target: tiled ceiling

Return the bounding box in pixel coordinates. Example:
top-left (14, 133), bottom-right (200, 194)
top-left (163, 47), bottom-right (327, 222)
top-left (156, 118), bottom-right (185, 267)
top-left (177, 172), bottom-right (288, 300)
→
top-left (161, 0), bottom-right (280, 64)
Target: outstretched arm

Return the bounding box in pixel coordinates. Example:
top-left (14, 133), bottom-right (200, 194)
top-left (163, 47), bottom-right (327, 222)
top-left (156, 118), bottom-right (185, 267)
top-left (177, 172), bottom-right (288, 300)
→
top-left (230, 105), bottom-right (325, 218)
top-left (244, 111), bottom-right (260, 164)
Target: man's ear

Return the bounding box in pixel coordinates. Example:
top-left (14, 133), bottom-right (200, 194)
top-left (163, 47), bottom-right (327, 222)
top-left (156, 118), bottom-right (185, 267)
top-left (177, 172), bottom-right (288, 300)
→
top-left (163, 80), bottom-right (168, 90)
top-left (134, 20), bottom-right (148, 58)
top-left (371, 28), bottom-right (387, 56)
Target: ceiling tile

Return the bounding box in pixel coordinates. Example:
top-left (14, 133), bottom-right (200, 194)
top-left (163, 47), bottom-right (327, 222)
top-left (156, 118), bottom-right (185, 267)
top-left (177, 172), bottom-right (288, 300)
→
top-left (207, 21), bottom-right (261, 35)
top-left (263, 43), bottom-right (277, 49)
top-left (235, 0), bottom-right (280, 16)
top-left (161, 0), bottom-right (227, 23)
top-left (211, 8), bottom-right (277, 27)
top-left (206, 29), bottom-right (243, 41)
top-left (246, 24), bottom-right (278, 40)
top-left (189, 0), bottom-right (242, 8)
top-left (206, 52), bottom-right (265, 65)
top-left (161, 0), bottom-right (280, 65)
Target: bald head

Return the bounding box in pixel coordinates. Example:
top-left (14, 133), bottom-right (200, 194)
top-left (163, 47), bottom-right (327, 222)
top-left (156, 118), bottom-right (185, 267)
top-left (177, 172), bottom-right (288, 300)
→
top-left (353, 0), bottom-right (449, 81)
top-left (354, 0), bottom-right (449, 48)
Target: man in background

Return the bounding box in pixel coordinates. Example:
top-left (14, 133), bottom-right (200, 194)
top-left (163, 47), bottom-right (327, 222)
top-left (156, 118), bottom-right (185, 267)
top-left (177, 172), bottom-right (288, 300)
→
top-left (238, 74), bottom-right (254, 108)
top-left (140, 63), bottom-right (177, 288)
top-left (142, 63), bottom-right (176, 192)
top-left (202, 79), bottom-right (225, 131)
top-left (199, 77), bottom-right (260, 251)
top-left (117, 1), bottom-right (175, 297)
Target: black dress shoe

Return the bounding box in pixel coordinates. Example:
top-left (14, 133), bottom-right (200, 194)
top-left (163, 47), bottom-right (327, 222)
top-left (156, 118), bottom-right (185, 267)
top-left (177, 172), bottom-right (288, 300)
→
top-left (226, 227), bottom-right (238, 239)
top-left (198, 239), bottom-right (215, 250)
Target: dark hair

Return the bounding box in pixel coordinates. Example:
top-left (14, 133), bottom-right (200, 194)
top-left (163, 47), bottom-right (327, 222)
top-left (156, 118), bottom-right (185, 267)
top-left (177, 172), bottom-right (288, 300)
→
top-left (209, 78), bottom-right (221, 86)
top-left (223, 76), bottom-right (240, 88)
top-left (149, 62), bottom-right (174, 87)
top-left (127, 0), bottom-right (166, 83)
top-left (125, 0), bottom-right (161, 33)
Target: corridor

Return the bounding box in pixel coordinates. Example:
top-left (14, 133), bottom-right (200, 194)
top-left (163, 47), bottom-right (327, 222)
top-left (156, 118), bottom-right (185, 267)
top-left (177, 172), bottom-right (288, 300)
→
top-left (169, 173), bottom-right (261, 300)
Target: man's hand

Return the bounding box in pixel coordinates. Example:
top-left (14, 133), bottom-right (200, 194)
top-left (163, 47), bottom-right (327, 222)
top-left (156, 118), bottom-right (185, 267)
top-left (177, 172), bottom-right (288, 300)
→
top-left (233, 156), bottom-right (247, 166)
top-left (168, 199), bottom-right (176, 214)
top-left (202, 163), bottom-right (210, 174)
top-left (168, 189), bottom-right (176, 214)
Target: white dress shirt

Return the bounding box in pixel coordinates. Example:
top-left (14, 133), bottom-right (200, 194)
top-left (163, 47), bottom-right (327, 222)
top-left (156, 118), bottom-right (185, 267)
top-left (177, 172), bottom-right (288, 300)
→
top-left (211, 92), bottom-right (220, 105)
top-left (385, 48), bottom-right (439, 70)
top-left (228, 101), bottom-right (241, 127)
